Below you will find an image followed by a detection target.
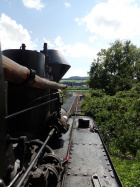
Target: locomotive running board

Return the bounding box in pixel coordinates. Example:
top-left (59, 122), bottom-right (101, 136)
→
top-left (48, 97), bottom-right (123, 187)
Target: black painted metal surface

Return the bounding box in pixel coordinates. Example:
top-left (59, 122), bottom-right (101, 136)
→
top-left (2, 49), bottom-right (45, 77)
top-left (0, 45), bottom-right (6, 178)
top-left (53, 115), bottom-right (122, 187)
top-left (2, 48), bottom-right (50, 138)
top-left (50, 95), bottom-right (122, 187)
top-left (62, 96), bottom-right (76, 112)
top-left (48, 50), bottom-right (71, 82)
top-left (65, 116), bottom-right (122, 187)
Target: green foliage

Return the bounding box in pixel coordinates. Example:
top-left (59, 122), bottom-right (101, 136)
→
top-left (70, 82), bottom-right (73, 87)
top-left (82, 85), bottom-right (140, 157)
top-left (85, 40), bottom-right (140, 185)
top-left (111, 156), bottom-right (140, 187)
top-left (82, 86), bottom-right (140, 186)
top-left (88, 40), bottom-right (140, 95)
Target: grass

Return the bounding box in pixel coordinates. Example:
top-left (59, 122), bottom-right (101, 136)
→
top-left (66, 86), bottom-right (89, 90)
top-left (111, 156), bottom-right (140, 187)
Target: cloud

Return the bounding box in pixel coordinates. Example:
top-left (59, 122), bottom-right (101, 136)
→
top-left (65, 2), bottom-right (71, 8)
top-left (43, 38), bottom-right (55, 48)
top-left (0, 13), bottom-right (36, 50)
top-left (64, 68), bottom-right (88, 78)
top-left (89, 35), bottom-right (98, 43)
top-left (75, 0), bottom-right (140, 40)
top-left (46, 36), bottom-right (97, 59)
top-left (22, 0), bottom-right (45, 10)
top-left (54, 36), bottom-right (64, 46)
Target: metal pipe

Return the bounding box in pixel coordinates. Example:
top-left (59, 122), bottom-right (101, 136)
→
top-left (2, 55), bottom-right (67, 89)
top-left (5, 98), bottom-right (58, 120)
top-left (17, 128), bottom-right (55, 187)
top-left (7, 169), bottom-right (24, 187)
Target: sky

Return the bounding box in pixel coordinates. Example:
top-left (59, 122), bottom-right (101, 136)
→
top-left (1, 0), bottom-right (140, 78)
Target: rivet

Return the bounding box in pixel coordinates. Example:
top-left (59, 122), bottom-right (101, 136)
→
top-left (111, 175), bottom-right (115, 179)
top-left (83, 173), bottom-right (87, 176)
top-left (67, 172), bottom-right (70, 175)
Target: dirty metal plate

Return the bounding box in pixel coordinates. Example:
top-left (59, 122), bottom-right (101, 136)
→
top-left (68, 144), bottom-right (105, 175)
top-left (65, 116), bottom-right (120, 187)
top-left (66, 144), bottom-right (117, 187)
top-left (65, 176), bottom-right (93, 187)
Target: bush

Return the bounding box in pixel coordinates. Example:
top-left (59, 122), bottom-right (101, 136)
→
top-left (82, 84), bottom-right (140, 157)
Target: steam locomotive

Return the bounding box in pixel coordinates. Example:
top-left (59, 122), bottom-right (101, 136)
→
top-left (0, 43), bottom-right (122, 187)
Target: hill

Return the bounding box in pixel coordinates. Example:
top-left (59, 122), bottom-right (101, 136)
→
top-left (62, 76), bottom-right (89, 80)
top-left (60, 76), bottom-right (89, 86)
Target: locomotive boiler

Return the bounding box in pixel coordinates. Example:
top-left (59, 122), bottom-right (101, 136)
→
top-left (0, 43), bottom-right (123, 187)
top-left (0, 43), bottom-right (71, 186)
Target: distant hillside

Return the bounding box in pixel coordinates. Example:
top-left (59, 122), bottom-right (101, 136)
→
top-left (60, 76), bottom-right (89, 86)
top-left (62, 76), bottom-right (89, 80)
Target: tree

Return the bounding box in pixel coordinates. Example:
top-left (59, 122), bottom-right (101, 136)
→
top-left (70, 82), bottom-right (73, 87)
top-left (88, 40), bottom-right (140, 95)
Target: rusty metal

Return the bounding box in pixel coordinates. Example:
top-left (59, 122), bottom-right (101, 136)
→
top-left (2, 55), bottom-right (67, 89)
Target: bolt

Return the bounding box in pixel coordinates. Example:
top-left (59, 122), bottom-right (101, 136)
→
top-left (31, 146), bottom-right (34, 149)
top-left (30, 172), bottom-right (33, 178)
top-left (75, 173), bottom-right (78, 176)
top-left (83, 173), bottom-right (87, 176)
top-left (33, 166), bottom-right (37, 170)
top-left (111, 175), bottom-right (115, 179)
top-left (7, 165), bottom-right (14, 172)
top-left (41, 171), bottom-right (46, 178)
top-left (67, 172), bottom-right (70, 175)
